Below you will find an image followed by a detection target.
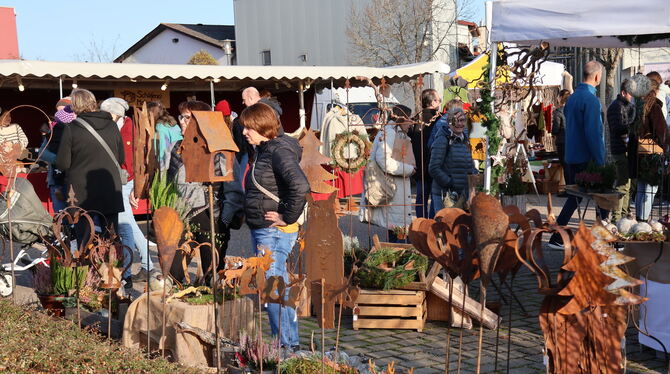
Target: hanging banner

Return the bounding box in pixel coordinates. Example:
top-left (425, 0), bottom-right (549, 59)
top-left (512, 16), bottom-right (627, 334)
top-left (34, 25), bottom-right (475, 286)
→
top-left (114, 89), bottom-right (170, 108)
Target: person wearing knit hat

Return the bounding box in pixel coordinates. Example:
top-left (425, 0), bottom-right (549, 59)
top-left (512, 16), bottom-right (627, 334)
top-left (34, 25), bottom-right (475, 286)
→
top-left (56, 97), bottom-right (71, 111)
top-left (40, 103), bottom-right (76, 212)
top-left (215, 100), bottom-right (232, 116)
top-left (101, 97), bottom-right (157, 283)
top-left (100, 97), bottom-right (129, 123)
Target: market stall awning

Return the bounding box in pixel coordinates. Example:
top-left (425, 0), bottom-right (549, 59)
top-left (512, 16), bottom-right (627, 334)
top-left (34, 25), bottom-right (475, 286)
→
top-left (490, 0), bottom-right (670, 47)
top-left (451, 50), bottom-right (564, 88)
top-left (0, 60), bottom-right (450, 89)
top-left (451, 53), bottom-right (508, 88)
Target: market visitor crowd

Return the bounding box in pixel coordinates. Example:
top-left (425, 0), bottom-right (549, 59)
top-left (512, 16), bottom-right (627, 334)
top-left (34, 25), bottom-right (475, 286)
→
top-left (2, 62), bottom-right (669, 349)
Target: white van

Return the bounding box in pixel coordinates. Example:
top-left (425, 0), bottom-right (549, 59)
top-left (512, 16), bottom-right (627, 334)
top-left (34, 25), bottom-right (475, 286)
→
top-left (310, 86), bottom-right (399, 131)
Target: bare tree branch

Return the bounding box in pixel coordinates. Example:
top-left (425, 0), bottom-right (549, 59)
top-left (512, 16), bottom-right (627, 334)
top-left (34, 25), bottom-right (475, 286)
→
top-left (347, 0), bottom-right (476, 109)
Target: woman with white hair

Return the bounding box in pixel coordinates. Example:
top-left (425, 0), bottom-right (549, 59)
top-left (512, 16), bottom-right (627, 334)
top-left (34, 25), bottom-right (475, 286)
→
top-left (100, 97), bottom-right (156, 288)
top-left (428, 107), bottom-right (477, 212)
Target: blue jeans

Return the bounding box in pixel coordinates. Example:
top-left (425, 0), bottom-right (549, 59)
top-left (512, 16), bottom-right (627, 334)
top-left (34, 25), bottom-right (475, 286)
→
top-left (118, 180), bottom-right (154, 278)
top-left (415, 180), bottom-right (434, 218)
top-left (251, 227), bottom-right (299, 347)
top-left (49, 184), bottom-right (67, 213)
top-left (635, 181), bottom-right (658, 221)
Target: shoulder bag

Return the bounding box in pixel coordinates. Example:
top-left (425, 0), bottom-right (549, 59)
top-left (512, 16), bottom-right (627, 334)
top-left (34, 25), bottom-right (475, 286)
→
top-left (75, 118), bottom-right (128, 185)
top-left (364, 136), bottom-right (397, 206)
top-left (250, 160), bottom-right (307, 225)
top-left (638, 135), bottom-right (663, 155)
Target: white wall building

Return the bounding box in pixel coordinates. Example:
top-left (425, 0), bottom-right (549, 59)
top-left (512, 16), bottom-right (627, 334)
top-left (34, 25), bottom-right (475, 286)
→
top-left (115, 23), bottom-right (235, 65)
top-left (233, 0), bottom-right (362, 66)
top-left (233, 0), bottom-right (475, 68)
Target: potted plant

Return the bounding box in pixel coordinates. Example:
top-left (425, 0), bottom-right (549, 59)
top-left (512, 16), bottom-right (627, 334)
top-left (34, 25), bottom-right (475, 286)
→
top-left (232, 332), bottom-right (281, 373)
top-left (32, 256), bottom-right (89, 317)
top-left (501, 169), bottom-right (528, 213)
top-left (390, 225), bottom-right (408, 240)
top-left (575, 162), bottom-right (616, 193)
top-left (32, 262), bottom-right (64, 317)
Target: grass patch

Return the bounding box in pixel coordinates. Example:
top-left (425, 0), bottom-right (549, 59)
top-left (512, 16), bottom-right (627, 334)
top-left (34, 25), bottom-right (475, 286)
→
top-left (0, 299), bottom-right (202, 373)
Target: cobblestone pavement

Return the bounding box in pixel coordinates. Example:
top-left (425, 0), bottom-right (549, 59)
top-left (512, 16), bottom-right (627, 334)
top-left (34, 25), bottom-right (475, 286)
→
top-left (4, 195), bottom-right (670, 372)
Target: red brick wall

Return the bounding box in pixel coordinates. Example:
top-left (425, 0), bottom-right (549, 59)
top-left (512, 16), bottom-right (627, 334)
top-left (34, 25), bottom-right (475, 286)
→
top-left (0, 7), bottom-right (19, 60)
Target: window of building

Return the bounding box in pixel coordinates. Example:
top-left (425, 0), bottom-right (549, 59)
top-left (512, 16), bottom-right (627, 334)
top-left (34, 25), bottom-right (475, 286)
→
top-left (261, 50), bottom-right (271, 66)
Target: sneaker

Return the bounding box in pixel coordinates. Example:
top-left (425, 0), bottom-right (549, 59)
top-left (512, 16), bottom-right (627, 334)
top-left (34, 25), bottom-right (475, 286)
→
top-left (547, 239), bottom-right (564, 251)
top-left (123, 277), bottom-right (133, 289)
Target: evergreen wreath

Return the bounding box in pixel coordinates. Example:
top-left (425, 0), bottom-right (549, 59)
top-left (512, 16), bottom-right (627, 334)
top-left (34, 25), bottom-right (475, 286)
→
top-left (331, 130), bottom-right (371, 173)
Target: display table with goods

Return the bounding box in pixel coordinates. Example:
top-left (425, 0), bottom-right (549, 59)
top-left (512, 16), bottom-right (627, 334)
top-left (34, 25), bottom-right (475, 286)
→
top-left (622, 242), bottom-right (670, 352)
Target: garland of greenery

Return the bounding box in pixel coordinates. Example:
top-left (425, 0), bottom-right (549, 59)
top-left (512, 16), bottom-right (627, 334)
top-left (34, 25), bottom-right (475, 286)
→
top-left (478, 53), bottom-right (505, 195)
top-left (331, 131), bottom-right (371, 173)
top-left (355, 247), bottom-right (428, 290)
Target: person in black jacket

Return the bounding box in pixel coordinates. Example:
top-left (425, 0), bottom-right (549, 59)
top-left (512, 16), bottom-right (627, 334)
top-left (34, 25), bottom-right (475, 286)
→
top-left (408, 89), bottom-right (441, 218)
top-left (241, 102), bottom-right (309, 351)
top-left (607, 80), bottom-right (635, 221)
top-left (55, 88), bottom-right (125, 268)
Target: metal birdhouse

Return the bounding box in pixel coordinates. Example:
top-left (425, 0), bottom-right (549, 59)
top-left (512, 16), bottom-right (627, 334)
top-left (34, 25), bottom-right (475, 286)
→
top-left (181, 110), bottom-right (239, 183)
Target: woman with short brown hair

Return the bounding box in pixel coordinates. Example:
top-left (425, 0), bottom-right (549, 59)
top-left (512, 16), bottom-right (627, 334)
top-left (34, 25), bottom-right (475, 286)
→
top-left (241, 102), bottom-right (309, 351)
top-left (56, 88), bottom-right (126, 283)
top-left (69, 88), bottom-right (98, 114)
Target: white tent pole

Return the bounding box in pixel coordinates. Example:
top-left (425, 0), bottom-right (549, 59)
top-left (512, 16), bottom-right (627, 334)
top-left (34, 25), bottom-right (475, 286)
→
top-left (484, 1), bottom-right (496, 193)
top-left (209, 80), bottom-right (215, 110)
top-left (298, 80), bottom-right (306, 130)
top-left (59, 76), bottom-right (63, 98)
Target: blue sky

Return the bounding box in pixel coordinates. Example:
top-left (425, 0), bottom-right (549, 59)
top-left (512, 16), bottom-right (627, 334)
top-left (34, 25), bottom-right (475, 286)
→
top-left (4, 0), bottom-right (485, 62)
top-left (5, 0), bottom-right (235, 61)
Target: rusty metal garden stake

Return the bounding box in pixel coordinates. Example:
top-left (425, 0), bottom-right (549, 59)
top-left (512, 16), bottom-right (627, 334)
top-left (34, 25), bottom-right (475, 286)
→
top-left (445, 273), bottom-right (454, 374)
top-left (256, 289), bottom-right (264, 372)
top-left (208, 184), bottom-right (222, 373)
top-left (7, 175), bottom-right (15, 304)
top-left (335, 293), bottom-right (344, 354)
top-left (321, 278), bottom-right (326, 374)
top-left (146, 194), bottom-right (152, 358)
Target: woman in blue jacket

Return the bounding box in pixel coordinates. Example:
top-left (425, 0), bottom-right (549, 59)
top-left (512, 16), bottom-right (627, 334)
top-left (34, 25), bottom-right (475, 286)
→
top-left (428, 107), bottom-right (477, 212)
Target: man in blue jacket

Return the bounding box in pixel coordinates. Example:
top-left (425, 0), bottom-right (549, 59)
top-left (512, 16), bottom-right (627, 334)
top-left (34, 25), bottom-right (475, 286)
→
top-left (549, 61), bottom-right (605, 249)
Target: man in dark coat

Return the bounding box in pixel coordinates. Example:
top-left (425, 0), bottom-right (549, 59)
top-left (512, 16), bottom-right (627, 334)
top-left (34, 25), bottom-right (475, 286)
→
top-left (607, 79), bottom-right (635, 221)
top-left (409, 88), bottom-right (441, 218)
top-left (56, 89), bottom-right (124, 245)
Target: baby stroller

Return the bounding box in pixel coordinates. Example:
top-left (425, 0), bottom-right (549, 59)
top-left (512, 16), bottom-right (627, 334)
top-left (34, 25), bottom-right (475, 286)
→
top-left (0, 177), bottom-right (54, 297)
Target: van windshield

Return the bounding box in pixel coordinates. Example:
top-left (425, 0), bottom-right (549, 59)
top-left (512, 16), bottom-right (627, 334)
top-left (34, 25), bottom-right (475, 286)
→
top-left (348, 103), bottom-right (395, 125)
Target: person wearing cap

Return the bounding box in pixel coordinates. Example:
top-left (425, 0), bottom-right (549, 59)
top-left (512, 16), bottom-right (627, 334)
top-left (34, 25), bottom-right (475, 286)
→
top-left (101, 97), bottom-right (157, 286)
top-left (38, 97), bottom-right (75, 212)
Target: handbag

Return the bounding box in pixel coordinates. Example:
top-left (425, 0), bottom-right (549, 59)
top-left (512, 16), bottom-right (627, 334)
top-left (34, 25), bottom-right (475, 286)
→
top-left (250, 161), bottom-right (307, 225)
top-left (364, 158), bottom-right (396, 206)
top-left (638, 137), bottom-right (663, 155)
top-left (75, 118), bottom-right (128, 185)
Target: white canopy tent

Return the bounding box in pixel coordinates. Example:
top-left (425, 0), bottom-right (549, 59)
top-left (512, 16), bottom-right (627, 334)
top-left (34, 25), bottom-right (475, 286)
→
top-left (0, 59), bottom-right (449, 134)
top-left (490, 0), bottom-right (670, 47)
top-left (0, 60), bottom-right (450, 89)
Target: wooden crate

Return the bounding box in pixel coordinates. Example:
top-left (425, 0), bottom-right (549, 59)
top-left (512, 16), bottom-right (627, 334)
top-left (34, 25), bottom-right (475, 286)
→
top-left (353, 289), bottom-right (426, 332)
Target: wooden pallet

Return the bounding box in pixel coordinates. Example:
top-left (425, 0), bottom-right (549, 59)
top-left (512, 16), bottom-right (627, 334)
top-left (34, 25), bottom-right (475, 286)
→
top-left (353, 289), bottom-right (426, 332)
